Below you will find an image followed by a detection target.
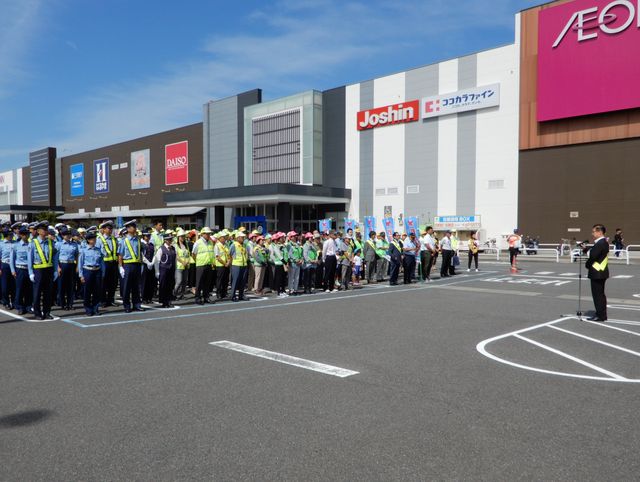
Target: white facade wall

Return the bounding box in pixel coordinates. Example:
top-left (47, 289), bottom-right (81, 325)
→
top-left (436, 59), bottom-right (459, 218)
top-left (344, 83), bottom-right (361, 220)
top-left (344, 44), bottom-right (520, 242)
top-left (372, 73), bottom-right (405, 222)
top-left (475, 45), bottom-right (520, 242)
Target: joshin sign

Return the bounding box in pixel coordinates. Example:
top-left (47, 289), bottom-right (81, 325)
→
top-left (165, 141), bottom-right (189, 186)
top-left (538, 0), bottom-right (640, 121)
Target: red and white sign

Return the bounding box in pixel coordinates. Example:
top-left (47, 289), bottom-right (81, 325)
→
top-left (165, 141), bottom-right (189, 186)
top-left (357, 100), bottom-right (419, 130)
top-left (538, 0), bottom-right (640, 121)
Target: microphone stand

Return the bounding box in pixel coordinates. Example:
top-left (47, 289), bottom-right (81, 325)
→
top-left (576, 250), bottom-right (583, 320)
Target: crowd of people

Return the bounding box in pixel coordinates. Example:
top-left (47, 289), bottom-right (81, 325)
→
top-left (0, 219), bottom-right (484, 320)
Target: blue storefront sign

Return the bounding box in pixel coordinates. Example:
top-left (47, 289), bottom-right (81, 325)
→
top-left (93, 158), bottom-right (109, 194)
top-left (433, 215), bottom-right (482, 230)
top-left (70, 163), bottom-right (84, 197)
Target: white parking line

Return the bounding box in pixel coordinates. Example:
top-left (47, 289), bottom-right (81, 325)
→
top-left (508, 273), bottom-right (574, 280)
top-left (476, 317), bottom-right (640, 383)
top-left (0, 308), bottom-right (29, 322)
top-left (513, 333), bottom-right (626, 380)
top-left (584, 319), bottom-right (640, 337)
top-left (548, 325), bottom-right (640, 358)
top-left (607, 304), bottom-right (640, 312)
top-left (534, 271), bottom-right (555, 275)
top-left (613, 275), bottom-right (634, 279)
top-left (0, 308), bottom-right (59, 323)
top-left (209, 341), bottom-right (359, 378)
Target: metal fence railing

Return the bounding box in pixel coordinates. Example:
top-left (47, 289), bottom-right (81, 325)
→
top-left (625, 245), bottom-right (640, 265)
top-left (458, 248), bottom-right (501, 261)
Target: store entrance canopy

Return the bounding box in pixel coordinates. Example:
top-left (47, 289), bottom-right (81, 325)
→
top-left (0, 204), bottom-right (64, 215)
top-left (58, 206), bottom-right (205, 220)
top-left (164, 184), bottom-right (351, 207)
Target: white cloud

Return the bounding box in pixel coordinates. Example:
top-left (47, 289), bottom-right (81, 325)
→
top-left (0, 0), bottom-right (44, 99)
top-left (52, 0), bottom-right (523, 156)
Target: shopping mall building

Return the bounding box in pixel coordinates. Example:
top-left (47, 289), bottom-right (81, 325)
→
top-left (9, 0), bottom-right (640, 242)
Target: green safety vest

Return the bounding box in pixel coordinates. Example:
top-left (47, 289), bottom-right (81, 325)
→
top-left (376, 240), bottom-right (388, 258)
top-left (353, 239), bottom-right (362, 255)
top-left (272, 245), bottom-right (284, 266)
top-left (253, 246), bottom-right (267, 266)
top-left (33, 238), bottom-right (53, 269)
top-left (176, 245), bottom-right (190, 270)
top-left (290, 244), bottom-right (303, 262)
top-left (123, 238), bottom-right (141, 264)
top-left (151, 231), bottom-right (163, 252)
top-left (98, 234), bottom-right (117, 262)
top-left (215, 242), bottom-right (230, 267)
top-left (307, 244), bottom-right (318, 261)
top-left (195, 239), bottom-right (214, 267)
top-left (231, 241), bottom-right (248, 267)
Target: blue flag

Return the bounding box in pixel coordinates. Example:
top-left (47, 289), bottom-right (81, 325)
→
top-left (364, 216), bottom-right (376, 234)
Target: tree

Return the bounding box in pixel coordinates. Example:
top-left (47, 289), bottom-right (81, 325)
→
top-left (35, 211), bottom-right (59, 224)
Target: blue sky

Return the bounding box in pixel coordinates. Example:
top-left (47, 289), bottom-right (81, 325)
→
top-left (0, 0), bottom-right (541, 170)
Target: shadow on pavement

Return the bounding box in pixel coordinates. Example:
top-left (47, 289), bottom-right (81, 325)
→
top-left (0, 409), bottom-right (54, 429)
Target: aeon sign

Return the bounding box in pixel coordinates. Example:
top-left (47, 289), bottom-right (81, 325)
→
top-left (552, 0), bottom-right (640, 47)
top-left (357, 100), bottom-right (419, 130)
top-left (538, 0), bottom-right (640, 121)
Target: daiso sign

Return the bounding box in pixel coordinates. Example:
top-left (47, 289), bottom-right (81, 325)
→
top-left (357, 100), bottom-right (419, 130)
top-left (165, 140), bottom-right (189, 185)
top-left (538, 0), bottom-right (640, 121)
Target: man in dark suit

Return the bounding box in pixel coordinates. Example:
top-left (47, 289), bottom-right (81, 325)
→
top-left (584, 224), bottom-right (609, 322)
top-left (388, 232), bottom-right (403, 286)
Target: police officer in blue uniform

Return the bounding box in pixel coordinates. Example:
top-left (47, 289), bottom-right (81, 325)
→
top-left (96, 220), bottom-right (119, 307)
top-left (0, 227), bottom-right (15, 309)
top-left (28, 222), bottom-right (37, 241)
top-left (117, 219), bottom-right (145, 313)
top-left (56, 227), bottom-right (79, 310)
top-left (11, 222), bottom-right (22, 239)
top-left (78, 231), bottom-right (105, 316)
top-left (28, 221), bottom-right (58, 320)
top-left (10, 226), bottom-right (32, 315)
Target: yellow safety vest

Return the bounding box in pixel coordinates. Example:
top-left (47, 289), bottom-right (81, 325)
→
top-left (123, 238), bottom-right (141, 264)
top-left (98, 234), bottom-right (117, 262)
top-left (195, 239), bottom-right (214, 267)
top-left (231, 241), bottom-right (248, 267)
top-left (215, 242), bottom-right (230, 267)
top-left (176, 245), bottom-right (190, 270)
top-left (593, 256), bottom-right (609, 272)
top-left (33, 238), bottom-right (53, 269)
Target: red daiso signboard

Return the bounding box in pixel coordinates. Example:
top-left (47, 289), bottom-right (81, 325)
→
top-left (165, 141), bottom-right (189, 186)
top-left (357, 100), bottom-right (420, 130)
top-left (538, 0), bottom-right (640, 122)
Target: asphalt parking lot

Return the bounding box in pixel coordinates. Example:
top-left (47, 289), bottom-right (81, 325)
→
top-left (2, 256), bottom-right (640, 481)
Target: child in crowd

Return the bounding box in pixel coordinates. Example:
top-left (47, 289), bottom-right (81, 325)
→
top-left (352, 253), bottom-right (362, 285)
